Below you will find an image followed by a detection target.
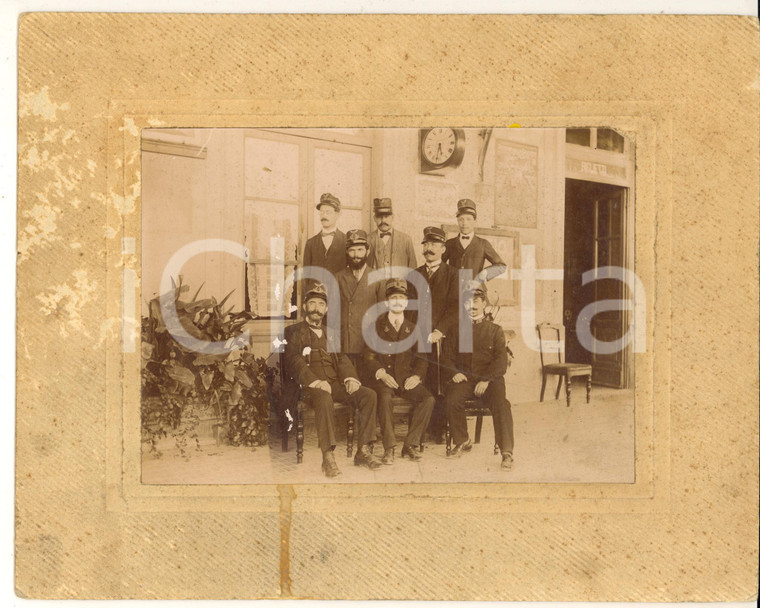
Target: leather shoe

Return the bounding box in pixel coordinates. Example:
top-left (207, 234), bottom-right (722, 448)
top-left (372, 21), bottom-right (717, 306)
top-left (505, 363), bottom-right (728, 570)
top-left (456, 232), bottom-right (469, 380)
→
top-left (321, 451), bottom-right (341, 478)
top-left (354, 445), bottom-right (382, 470)
top-left (381, 447), bottom-right (395, 465)
top-left (501, 452), bottom-right (514, 471)
top-left (449, 438), bottom-right (473, 458)
top-left (401, 444), bottom-right (422, 461)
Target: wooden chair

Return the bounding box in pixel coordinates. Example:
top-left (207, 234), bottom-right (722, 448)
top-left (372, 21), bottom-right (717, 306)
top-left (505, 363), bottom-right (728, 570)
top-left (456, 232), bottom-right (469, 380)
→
top-left (278, 352), bottom-right (355, 463)
top-left (437, 337), bottom-right (513, 457)
top-left (536, 322), bottom-right (592, 407)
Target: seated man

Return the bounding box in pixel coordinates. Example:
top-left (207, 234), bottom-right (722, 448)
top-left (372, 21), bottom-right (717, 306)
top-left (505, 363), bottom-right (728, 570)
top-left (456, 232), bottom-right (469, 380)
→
top-left (283, 283), bottom-right (382, 477)
top-left (363, 279), bottom-right (434, 464)
top-left (440, 282), bottom-right (515, 470)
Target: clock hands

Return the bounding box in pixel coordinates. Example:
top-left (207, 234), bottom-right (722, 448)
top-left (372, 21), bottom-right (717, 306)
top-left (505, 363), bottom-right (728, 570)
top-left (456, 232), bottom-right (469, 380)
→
top-left (421, 128), bottom-right (465, 172)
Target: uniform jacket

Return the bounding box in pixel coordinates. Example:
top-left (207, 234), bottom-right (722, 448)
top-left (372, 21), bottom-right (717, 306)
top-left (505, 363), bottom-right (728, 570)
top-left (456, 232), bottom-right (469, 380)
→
top-left (363, 313), bottom-right (428, 384)
top-left (443, 234), bottom-right (506, 278)
top-left (439, 317), bottom-right (508, 385)
top-left (335, 265), bottom-right (385, 354)
top-left (406, 261), bottom-right (459, 338)
top-left (302, 230), bottom-right (347, 278)
top-left (367, 229), bottom-right (417, 274)
top-left (282, 321), bottom-right (357, 389)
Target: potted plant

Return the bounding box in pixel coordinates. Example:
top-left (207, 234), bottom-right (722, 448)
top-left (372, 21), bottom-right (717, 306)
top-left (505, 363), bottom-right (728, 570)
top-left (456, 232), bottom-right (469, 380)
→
top-left (141, 277), bottom-right (272, 458)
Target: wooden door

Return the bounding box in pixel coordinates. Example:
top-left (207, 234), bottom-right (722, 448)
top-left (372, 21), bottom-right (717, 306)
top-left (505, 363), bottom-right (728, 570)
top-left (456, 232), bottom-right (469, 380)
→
top-left (564, 179), bottom-right (628, 388)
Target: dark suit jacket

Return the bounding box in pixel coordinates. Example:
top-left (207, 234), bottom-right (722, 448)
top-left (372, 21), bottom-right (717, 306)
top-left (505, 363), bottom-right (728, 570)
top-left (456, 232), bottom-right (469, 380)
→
top-left (283, 321), bottom-right (357, 389)
top-left (335, 265), bottom-right (385, 354)
top-left (439, 318), bottom-right (508, 385)
top-left (367, 229), bottom-right (417, 273)
top-left (443, 234), bottom-right (506, 280)
top-left (363, 313), bottom-right (427, 385)
top-left (302, 230), bottom-right (347, 279)
top-left (406, 261), bottom-right (459, 338)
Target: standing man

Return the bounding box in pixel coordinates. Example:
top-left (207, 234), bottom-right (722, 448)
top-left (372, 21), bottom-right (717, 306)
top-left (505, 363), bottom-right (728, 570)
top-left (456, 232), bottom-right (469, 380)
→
top-left (364, 279), bottom-right (434, 465)
top-left (283, 283), bottom-right (382, 477)
top-left (406, 226), bottom-right (460, 442)
top-left (440, 282), bottom-right (515, 471)
top-left (302, 192), bottom-right (346, 329)
top-left (443, 199), bottom-right (507, 283)
top-left (367, 197), bottom-right (417, 277)
top-left (302, 192), bottom-right (347, 287)
top-left (335, 229), bottom-right (385, 368)
top-left (408, 226), bottom-right (460, 345)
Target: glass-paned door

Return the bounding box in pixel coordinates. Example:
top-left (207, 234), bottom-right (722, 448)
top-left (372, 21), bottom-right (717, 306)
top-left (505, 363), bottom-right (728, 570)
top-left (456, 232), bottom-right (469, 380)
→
top-left (243, 130), bottom-right (371, 319)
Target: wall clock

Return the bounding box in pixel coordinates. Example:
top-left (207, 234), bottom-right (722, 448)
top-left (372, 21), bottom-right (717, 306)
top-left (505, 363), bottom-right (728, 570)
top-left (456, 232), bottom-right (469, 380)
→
top-left (419, 128), bottom-right (466, 174)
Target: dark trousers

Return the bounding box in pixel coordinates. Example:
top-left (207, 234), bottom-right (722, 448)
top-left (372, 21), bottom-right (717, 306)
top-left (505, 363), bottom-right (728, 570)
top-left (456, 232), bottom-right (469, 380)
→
top-left (444, 377), bottom-right (514, 454)
top-left (370, 382), bottom-right (435, 449)
top-left (304, 383), bottom-right (377, 452)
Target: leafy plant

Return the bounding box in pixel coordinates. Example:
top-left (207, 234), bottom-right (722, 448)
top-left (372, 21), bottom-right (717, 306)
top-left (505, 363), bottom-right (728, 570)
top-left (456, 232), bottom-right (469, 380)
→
top-left (141, 276), bottom-right (272, 457)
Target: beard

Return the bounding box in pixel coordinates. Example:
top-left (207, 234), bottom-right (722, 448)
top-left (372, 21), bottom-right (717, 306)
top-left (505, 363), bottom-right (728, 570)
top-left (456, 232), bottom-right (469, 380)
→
top-left (348, 256), bottom-right (366, 270)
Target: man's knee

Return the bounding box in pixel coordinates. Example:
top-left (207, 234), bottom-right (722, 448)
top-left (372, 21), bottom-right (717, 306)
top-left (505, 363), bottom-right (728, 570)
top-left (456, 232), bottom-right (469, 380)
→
top-left (307, 388), bottom-right (334, 413)
top-left (483, 380), bottom-right (506, 402)
top-left (375, 388), bottom-right (394, 415)
top-left (445, 385), bottom-right (468, 412)
top-left (354, 386), bottom-right (377, 408)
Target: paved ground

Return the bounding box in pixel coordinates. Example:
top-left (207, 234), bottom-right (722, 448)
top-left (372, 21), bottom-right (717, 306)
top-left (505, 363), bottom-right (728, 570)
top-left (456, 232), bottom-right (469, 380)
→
top-left (141, 387), bottom-right (634, 485)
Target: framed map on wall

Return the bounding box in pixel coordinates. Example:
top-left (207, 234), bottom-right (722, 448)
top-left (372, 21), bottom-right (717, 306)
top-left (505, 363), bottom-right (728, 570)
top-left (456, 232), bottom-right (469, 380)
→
top-left (494, 140), bottom-right (538, 229)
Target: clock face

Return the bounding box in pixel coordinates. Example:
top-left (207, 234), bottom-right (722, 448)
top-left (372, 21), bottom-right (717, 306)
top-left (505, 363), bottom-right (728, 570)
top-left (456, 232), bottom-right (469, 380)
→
top-left (422, 128), bottom-right (458, 165)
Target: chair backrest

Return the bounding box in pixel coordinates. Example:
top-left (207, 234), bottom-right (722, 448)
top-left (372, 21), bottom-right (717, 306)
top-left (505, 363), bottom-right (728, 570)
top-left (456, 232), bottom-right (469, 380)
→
top-left (536, 322), bottom-right (563, 368)
top-left (277, 348), bottom-right (301, 391)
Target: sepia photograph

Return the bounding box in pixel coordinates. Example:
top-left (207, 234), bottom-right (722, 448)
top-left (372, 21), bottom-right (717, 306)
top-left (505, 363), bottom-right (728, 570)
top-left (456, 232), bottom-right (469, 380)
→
top-left (140, 126), bottom-right (638, 485)
top-left (13, 8), bottom-right (758, 601)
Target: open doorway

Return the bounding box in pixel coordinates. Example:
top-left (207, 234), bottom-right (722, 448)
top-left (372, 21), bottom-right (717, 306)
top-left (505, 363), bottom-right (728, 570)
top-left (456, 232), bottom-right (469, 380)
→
top-left (564, 178), bottom-right (630, 388)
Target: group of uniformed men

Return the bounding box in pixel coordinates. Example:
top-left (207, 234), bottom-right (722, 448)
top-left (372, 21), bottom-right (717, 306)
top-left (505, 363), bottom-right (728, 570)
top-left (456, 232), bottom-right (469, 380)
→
top-left (282, 192), bottom-right (515, 478)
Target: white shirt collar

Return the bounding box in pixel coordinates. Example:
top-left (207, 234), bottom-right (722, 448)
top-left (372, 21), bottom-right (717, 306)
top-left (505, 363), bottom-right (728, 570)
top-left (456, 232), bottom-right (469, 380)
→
top-left (425, 260), bottom-right (442, 270)
top-left (470, 314), bottom-right (485, 323)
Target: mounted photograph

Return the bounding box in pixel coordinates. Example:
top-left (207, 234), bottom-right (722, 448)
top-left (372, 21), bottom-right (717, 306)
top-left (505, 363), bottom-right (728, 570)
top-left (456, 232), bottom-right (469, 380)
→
top-left (140, 126), bottom-right (638, 485)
